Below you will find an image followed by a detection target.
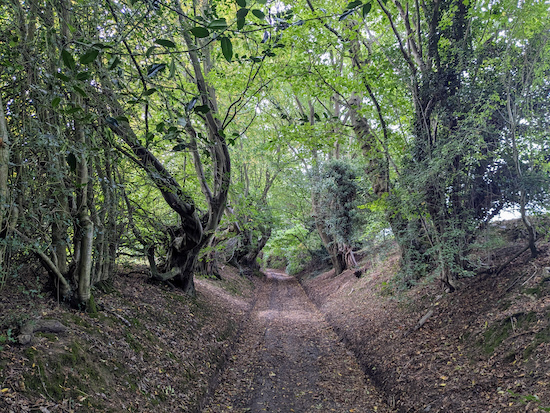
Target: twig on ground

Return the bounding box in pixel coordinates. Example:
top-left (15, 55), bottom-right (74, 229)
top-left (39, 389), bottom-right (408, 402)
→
top-left (404, 309), bottom-right (434, 337)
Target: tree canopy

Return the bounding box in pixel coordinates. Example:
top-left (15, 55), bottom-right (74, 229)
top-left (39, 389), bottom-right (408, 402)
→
top-left (1, 0), bottom-right (549, 305)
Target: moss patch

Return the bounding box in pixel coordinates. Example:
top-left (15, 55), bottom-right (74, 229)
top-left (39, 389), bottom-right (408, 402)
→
top-left (481, 312), bottom-right (537, 355)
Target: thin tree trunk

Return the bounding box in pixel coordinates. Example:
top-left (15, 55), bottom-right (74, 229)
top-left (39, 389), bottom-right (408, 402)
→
top-left (74, 125), bottom-right (94, 308)
top-left (0, 96), bottom-right (11, 284)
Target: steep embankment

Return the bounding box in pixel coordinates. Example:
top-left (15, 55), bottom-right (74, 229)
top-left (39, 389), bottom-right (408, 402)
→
top-left (0, 265), bottom-right (255, 412)
top-left (2, 224), bottom-right (549, 413)
top-left (302, 239), bottom-right (550, 412)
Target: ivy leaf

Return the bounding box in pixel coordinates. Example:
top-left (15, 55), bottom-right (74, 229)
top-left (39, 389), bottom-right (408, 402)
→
top-left (209, 18), bottom-right (228, 30)
top-left (191, 27), bottom-right (210, 38)
top-left (155, 39), bottom-right (176, 48)
top-left (147, 63), bottom-right (166, 78)
top-left (362, 3), bottom-right (372, 16)
top-left (79, 48), bottom-right (99, 64)
top-left (236, 0), bottom-right (246, 6)
top-left (61, 49), bottom-right (76, 71)
top-left (252, 9), bottom-right (265, 19)
top-left (66, 153), bottom-right (77, 173)
top-left (221, 36), bottom-right (233, 62)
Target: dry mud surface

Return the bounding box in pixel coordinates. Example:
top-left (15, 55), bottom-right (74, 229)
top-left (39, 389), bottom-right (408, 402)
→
top-left (204, 269), bottom-right (389, 413)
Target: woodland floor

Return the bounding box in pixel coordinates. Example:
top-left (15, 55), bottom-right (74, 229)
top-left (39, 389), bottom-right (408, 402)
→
top-left (0, 221), bottom-right (549, 412)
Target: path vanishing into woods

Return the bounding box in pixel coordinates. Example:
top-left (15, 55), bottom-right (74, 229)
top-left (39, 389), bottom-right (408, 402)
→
top-left (202, 270), bottom-right (390, 413)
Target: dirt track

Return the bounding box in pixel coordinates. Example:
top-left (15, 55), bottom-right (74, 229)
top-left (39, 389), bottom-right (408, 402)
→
top-left (203, 270), bottom-right (389, 413)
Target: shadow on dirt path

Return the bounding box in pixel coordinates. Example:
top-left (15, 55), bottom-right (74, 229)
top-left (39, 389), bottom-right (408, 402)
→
top-left (203, 270), bottom-right (390, 413)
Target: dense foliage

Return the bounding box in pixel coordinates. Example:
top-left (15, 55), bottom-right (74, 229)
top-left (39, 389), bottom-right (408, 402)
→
top-left (1, 0), bottom-right (549, 305)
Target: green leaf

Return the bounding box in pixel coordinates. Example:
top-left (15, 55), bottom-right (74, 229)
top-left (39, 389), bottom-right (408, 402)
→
top-left (237, 8), bottom-right (249, 19)
top-left (155, 39), bottom-right (176, 48)
top-left (347, 0), bottom-right (362, 9)
top-left (177, 117), bottom-right (188, 127)
top-left (191, 27), bottom-right (210, 38)
top-left (61, 49), bottom-right (76, 71)
top-left (147, 63), bottom-right (166, 78)
top-left (66, 153), bottom-right (77, 173)
top-left (362, 3), bottom-right (372, 16)
top-left (105, 117), bottom-right (119, 127)
top-left (66, 106), bottom-right (82, 114)
top-left (72, 85), bottom-right (87, 98)
top-left (146, 46), bottom-right (156, 57)
top-left (237, 17), bottom-right (246, 30)
top-left (143, 88), bottom-right (157, 96)
top-left (91, 42), bottom-right (112, 49)
top-left (76, 71), bottom-right (91, 81)
top-left (209, 18), bottom-right (228, 30)
top-left (156, 122), bottom-right (165, 132)
top-left (194, 104), bottom-right (210, 114)
top-left (252, 9), bottom-right (265, 19)
top-left (115, 116), bottom-right (129, 123)
top-left (236, 0), bottom-right (246, 7)
top-left (55, 72), bottom-right (70, 82)
top-left (109, 56), bottom-right (120, 70)
top-left (257, 0), bottom-right (267, 4)
top-left (79, 48), bottom-right (99, 64)
top-left (169, 57), bottom-right (176, 79)
top-left (186, 97), bottom-right (198, 112)
top-left (339, 9), bottom-right (354, 20)
top-left (173, 143), bottom-right (188, 152)
top-left (221, 36), bottom-right (233, 62)
top-left (51, 97), bottom-right (61, 108)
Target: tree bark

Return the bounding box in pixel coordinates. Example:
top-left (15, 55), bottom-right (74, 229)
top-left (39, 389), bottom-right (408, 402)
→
top-left (0, 96), bottom-right (11, 283)
top-left (74, 124), bottom-right (94, 308)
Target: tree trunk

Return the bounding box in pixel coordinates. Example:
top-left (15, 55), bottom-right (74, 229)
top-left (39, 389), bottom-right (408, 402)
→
top-left (0, 96), bottom-right (11, 284)
top-left (74, 125), bottom-right (94, 309)
top-left (331, 245), bottom-right (346, 276)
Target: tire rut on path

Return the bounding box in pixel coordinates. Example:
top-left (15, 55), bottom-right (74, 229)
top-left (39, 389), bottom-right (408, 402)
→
top-left (203, 270), bottom-right (390, 413)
